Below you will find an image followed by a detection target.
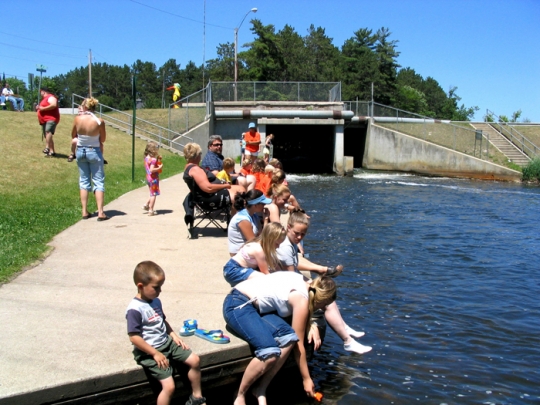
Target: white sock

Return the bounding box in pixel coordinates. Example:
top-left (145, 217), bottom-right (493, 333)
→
top-left (345, 325), bottom-right (365, 338)
top-left (344, 340), bottom-right (372, 355)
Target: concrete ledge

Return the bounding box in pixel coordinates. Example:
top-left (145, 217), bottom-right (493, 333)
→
top-left (364, 124), bottom-right (521, 181)
top-left (0, 175), bottom-right (254, 405)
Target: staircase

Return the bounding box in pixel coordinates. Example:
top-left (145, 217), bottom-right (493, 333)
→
top-left (471, 123), bottom-right (531, 166)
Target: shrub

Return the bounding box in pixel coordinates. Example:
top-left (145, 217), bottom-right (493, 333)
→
top-left (522, 157), bottom-right (540, 182)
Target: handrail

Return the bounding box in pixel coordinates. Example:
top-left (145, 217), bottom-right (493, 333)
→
top-left (72, 94), bottom-right (193, 152)
top-left (485, 109), bottom-right (537, 158)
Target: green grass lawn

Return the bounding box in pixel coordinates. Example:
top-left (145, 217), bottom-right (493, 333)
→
top-left (101, 107), bottom-right (207, 141)
top-left (0, 111), bottom-right (186, 283)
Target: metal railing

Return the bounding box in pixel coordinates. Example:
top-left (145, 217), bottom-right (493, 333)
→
top-left (168, 86), bottom-right (209, 136)
top-left (210, 81), bottom-right (341, 102)
top-left (72, 94), bottom-right (192, 152)
top-left (485, 110), bottom-right (538, 158)
top-left (342, 101), bottom-right (512, 165)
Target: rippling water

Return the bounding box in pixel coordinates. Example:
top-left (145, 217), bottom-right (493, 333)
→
top-left (285, 171), bottom-right (540, 404)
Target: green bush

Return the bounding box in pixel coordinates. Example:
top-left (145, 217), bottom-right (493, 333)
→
top-left (522, 158), bottom-right (540, 182)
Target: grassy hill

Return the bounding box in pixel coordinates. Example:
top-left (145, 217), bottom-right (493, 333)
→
top-left (0, 111), bottom-right (186, 283)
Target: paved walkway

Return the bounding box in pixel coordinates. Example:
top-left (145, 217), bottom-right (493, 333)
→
top-left (0, 174), bottom-right (250, 404)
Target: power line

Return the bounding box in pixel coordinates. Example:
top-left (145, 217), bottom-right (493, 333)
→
top-left (128, 0), bottom-right (231, 30)
top-left (0, 30), bottom-right (88, 50)
top-left (0, 41), bottom-right (86, 60)
top-left (0, 53), bottom-right (80, 69)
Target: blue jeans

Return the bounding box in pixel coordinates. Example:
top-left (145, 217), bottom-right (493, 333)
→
top-left (76, 147), bottom-right (105, 192)
top-left (223, 289), bottom-right (298, 359)
top-left (6, 96), bottom-right (24, 111)
top-left (223, 258), bottom-right (256, 287)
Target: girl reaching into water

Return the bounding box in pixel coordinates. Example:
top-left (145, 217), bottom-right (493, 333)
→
top-left (223, 272), bottom-right (337, 404)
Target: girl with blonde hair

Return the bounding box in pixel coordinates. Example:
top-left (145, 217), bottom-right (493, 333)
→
top-left (223, 272), bottom-right (337, 404)
top-left (277, 211), bottom-right (372, 355)
top-left (223, 222), bottom-right (286, 287)
top-left (142, 142), bottom-right (163, 216)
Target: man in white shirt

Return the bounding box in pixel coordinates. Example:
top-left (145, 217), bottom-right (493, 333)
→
top-left (2, 83), bottom-right (24, 112)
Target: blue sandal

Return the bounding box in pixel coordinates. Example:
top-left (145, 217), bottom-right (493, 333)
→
top-left (194, 329), bottom-right (230, 344)
top-left (179, 319), bottom-right (198, 336)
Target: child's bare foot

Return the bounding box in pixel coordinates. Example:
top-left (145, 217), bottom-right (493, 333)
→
top-left (233, 394), bottom-right (246, 405)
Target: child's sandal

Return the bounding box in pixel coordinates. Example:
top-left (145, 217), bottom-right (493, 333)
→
top-left (185, 394), bottom-right (206, 405)
top-left (326, 265), bottom-right (343, 278)
top-left (148, 210), bottom-right (157, 216)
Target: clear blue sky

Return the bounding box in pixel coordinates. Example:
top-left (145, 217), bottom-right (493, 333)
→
top-left (2, 0), bottom-right (539, 122)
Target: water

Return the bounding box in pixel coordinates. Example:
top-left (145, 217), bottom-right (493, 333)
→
top-left (285, 171), bottom-right (540, 404)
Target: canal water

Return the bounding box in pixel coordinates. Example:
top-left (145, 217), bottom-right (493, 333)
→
top-left (284, 171), bottom-right (540, 404)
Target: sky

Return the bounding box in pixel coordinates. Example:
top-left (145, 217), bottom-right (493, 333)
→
top-left (2, 0), bottom-right (539, 122)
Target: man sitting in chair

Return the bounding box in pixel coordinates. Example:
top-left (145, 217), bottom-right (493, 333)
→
top-left (200, 135), bottom-right (249, 190)
top-left (2, 83), bottom-right (24, 112)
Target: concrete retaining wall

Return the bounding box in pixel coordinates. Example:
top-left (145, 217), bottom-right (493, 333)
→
top-left (363, 124), bottom-right (521, 181)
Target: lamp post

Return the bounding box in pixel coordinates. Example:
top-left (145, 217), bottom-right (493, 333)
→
top-left (234, 7), bottom-right (257, 101)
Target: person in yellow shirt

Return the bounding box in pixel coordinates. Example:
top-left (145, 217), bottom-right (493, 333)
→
top-left (216, 157), bottom-right (236, 184)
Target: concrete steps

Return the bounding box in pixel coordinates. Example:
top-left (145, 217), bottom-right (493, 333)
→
top-left (471, 123), bottom-right (531, 166)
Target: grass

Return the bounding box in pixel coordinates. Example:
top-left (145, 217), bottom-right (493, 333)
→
top-left (100, 107), bottom-right (207, 143)
top-left (0, 111), bottom-right (186, 283)
top-left (522, 157), bottom-right (540, 182)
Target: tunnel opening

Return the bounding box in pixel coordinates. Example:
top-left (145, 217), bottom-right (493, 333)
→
top-left (344, 124), bottom-right (368, 168)
top-left (266, 124), bottom-right (335, 174)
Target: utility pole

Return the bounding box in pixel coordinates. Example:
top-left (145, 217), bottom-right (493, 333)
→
top-left (88, 49), bottom-right (92, 97)
top-left (36, 65), bottom-right (47, 104)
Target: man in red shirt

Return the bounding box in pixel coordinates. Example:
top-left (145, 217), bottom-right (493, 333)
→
top-left (36, 87), bottom-right (60, 157)
top-left (243, 122), bottom-right (261, 163)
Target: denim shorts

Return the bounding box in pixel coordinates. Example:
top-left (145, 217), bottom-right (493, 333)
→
top-left (76, 146), bottom-right (105, 192)
top-left (223, 258), bottom-right (256, 287)
top-left (223, 289), bottom-right (298, 360)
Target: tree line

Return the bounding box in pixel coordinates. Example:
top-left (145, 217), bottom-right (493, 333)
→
top-left (5, 21), bottom-right (490, 120)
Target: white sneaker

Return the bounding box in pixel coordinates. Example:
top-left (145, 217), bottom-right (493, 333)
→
top-left (344, 340), bottom-right (372, 355)
top-left (345, 325), bottom-right (365, 338)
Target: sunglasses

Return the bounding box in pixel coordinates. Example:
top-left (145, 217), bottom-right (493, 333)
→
top-left (212, 143), bottom-right (223, 147)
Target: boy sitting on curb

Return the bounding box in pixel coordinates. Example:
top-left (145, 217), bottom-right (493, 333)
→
top-left (126, 261), bottom-right (206, 405)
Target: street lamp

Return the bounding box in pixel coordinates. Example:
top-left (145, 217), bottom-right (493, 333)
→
top-left (234, 7), bottom-right (257, 101)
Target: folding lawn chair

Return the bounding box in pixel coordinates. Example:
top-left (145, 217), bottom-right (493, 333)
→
top-left (183, 193), bottom-right (231, 239)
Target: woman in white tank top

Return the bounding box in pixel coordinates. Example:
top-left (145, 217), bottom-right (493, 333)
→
top-left (70, 97), bottom-right (108, 221)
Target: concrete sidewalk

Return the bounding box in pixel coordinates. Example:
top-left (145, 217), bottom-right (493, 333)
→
top-left (0, 174), bottom-right (251, 404)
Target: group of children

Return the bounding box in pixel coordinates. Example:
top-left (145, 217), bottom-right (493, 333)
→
top-left (129, 140), bottom-right (367, 404)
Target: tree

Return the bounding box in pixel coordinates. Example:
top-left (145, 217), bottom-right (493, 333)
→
top-left (304, 25), bottom-right (341, 82)
top-left (243, 19), bottom-right (286, 81)
top-left (374, 27), bottom-right (400, 105)
top-left (340, 28), bottom-right (379, 101)
top-left (206, 43), bottom-right (235, 81)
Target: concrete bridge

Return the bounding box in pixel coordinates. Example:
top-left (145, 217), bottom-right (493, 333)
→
top-left (176, 82), bottom-right (521, 181)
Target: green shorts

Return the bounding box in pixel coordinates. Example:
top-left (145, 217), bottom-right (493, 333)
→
top-left (42, 121), bottom-right (57, 135)
top-left (133, 336), bottom-right (192, 381)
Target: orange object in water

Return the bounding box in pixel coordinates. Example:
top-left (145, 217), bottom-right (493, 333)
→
top-left (314, 392), bottom-right (323, 401)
